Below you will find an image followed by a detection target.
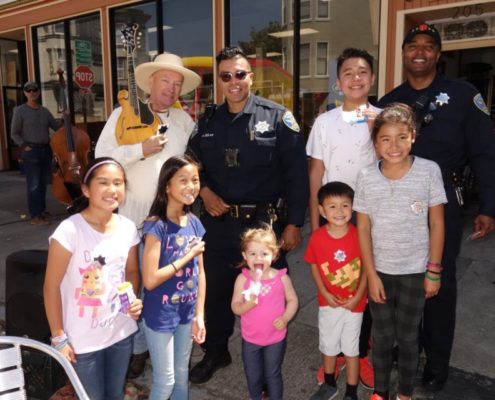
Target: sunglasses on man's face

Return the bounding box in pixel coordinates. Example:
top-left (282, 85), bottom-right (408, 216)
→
top-left (24, 88), bottom-right (39, 93)
top-left (219, 70), bottom-right (251, 83)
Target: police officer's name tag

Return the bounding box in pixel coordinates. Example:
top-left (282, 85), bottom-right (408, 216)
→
top-left (282, 111), bottom-right (300, 132)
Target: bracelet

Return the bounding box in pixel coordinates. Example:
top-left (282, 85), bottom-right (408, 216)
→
top-left (171, 262), bottom-right (178, 272)
top-left (426, 261), bottom-right (443, 272)
top-left (51, 333), bottom-right (68, 344)
top-left (53, 339), bottom-right (69, 350)
top-left (425, 271), bottom-right (441, 281)
top-left (426, 269), bottom-right (441, 275)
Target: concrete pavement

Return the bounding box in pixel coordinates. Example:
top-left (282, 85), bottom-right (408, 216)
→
top-left (0, 169), bottom-right (494, 399)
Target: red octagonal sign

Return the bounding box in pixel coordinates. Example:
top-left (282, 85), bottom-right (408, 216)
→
top-left (74, 65), bottom-right (94, 89)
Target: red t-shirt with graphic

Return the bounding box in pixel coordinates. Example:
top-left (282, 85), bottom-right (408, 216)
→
top-left (304, 224), bottom-right (366, 312)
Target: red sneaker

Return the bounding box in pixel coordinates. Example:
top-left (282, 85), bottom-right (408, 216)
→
top-left (360, 356), bottom-right (374, 390)
top-left (369, 394), bottom-right (387, 400)
top-left (316, 355), bottom-right (346, 385)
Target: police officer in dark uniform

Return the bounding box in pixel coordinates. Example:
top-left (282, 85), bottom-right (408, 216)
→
top-left (378, 24), bottom-right (495, 391)
top-left (188, 46), bottom-right (308, 384)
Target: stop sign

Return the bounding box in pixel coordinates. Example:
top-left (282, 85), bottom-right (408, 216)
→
top-left (74, 65), bottom-right (94, 89)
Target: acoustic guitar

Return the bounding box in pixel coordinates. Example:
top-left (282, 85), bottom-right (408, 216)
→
top-left (115, 23), bottom-right (160, 145)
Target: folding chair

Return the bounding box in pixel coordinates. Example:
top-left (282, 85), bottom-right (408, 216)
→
top-left (0, 336), bottom-right (89, 400)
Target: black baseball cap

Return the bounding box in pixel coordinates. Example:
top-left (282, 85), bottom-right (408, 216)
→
top-left (23, 81), bottom-right (39, 91)
top-left (402, 24), bottom-right (442, 50)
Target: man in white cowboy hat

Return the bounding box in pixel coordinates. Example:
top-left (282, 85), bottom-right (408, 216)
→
top-left (95, 52), bottom-right (201, 377)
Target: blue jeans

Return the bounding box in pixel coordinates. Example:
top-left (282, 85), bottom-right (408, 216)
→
top-left (73, 335), bottom-right (132, 400)
top-left (21, 146), bottom-right (51, 218)
top-left (242, 338), bottom-right (286, 400)
top-left (143, 321), bottom-right (193, 400)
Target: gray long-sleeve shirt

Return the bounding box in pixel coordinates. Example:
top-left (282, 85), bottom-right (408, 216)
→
top-left (10, 103), bottom-right (60, 147)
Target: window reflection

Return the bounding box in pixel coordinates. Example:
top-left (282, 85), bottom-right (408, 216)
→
top-left (70, 14), bottom-right (104, 124)
top-left (162, 0), bottom-right (213, 120)
top-left (113, 2), bottom-right (158, 101)
top-left (35, 15), bottom-right (104, 124)
top-left (112, 0), bottom-right (212, 122)
top-left (231, 0), bottom-right (293, 110)
top-left (35, 23), bottom-right (67, 118)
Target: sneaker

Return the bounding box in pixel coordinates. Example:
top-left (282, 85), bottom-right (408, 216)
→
top-left (360, 355), bottom-right (374, 390)
top-left (369, 394), bottom-right (386, 400)
top-left (30, 216), bottom-right (50, 225)
top-left (316, 355), bottom-right (346, 385)
top-left (309, 383), bottom-right (338, 400)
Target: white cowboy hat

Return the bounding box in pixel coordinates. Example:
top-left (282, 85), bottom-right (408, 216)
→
top-left (135, 53), bottom-right (201, 95)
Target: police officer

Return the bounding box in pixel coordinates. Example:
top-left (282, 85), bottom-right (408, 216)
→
top-left (378, 24), bottom-right (495, 391)
top-left (188, 46), bottom-right (308, 384)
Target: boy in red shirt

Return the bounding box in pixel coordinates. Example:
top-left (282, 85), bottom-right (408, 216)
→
top-left (305, 182), bottom-right (367, 400)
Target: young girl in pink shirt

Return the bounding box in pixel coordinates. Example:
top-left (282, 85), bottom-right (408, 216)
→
top-left (231, 226), bottom-right (298, 400)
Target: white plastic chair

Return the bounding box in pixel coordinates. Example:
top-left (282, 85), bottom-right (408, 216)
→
top-left (0, 336), bottom-right (89, 400)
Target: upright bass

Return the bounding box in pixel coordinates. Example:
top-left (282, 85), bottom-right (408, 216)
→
top-left (50, 69), bottom-right (91, 206)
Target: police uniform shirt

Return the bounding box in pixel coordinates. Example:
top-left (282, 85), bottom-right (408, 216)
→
top-left (378, 73), bottom-right (495, 218)
top-left (189, 94), bottom-right (308, 226)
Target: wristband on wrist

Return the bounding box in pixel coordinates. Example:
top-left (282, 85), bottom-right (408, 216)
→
top-left (53, 339), bottom-right (69, 350)
top-left (51, 333), bottom-right (68, 344)
top-left (171, 262), bottom-right (178, 272)
top-left (425, 271), bottom-right (441, 281)
top-left (426, 261), bottom-right (443, 272)
top-left (426, 269), bottom-right (441, 275)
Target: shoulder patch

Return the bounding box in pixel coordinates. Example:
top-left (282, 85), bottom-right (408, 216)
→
top-left (282, 111), bottom-right (300, 133)
top-left (473, 93), bottom-right (490, 115)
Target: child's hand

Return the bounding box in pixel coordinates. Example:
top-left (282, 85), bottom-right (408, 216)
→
top-left (364, 109), bottom-right (378, 132)
top-left (424, 276), bottom-right (441, 299)
top-left (273, 316), bottom-right (288, 330)
top-left (368, 274), bottom-right (386, 304)
top-left (339, 294), bottom-right (359, 311)
top-left (192, 316), bottom-right (206, 344)
top-left (323, 291), bottom-right (342, 308)
top-left (58, 342), bottom-right (76, 363)
top-left (246, 293), bottom-right (259, 307)
top-left (128, 298), bottom-right (143, 320)
top-left (188, 240), bottom-right (205, 257)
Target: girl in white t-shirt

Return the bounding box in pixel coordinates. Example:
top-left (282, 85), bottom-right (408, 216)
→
top-left (44, 157), bottom-right (143, 400)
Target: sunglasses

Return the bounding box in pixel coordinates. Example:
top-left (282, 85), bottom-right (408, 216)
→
top-left (24, 88), bottom-right (39, 93)
top-left (219, 70), bottom-right (251, 83)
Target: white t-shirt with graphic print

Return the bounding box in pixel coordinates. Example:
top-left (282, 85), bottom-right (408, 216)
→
top-left (50, 213), bottom-right (140, 354)
top-left (306, 104), bottom-right (380, 190)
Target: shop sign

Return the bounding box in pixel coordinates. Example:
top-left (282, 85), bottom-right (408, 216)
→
top-left (75, 39), bottom-right (92, 65)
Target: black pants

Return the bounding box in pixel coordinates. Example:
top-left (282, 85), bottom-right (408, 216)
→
top-left (200, 211), bottom-right (287, 354)
top-left (422, 188), bottom-right (463, 377)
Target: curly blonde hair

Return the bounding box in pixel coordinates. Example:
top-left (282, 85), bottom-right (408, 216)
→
top-left (240, 224), bottom-right (280, 261)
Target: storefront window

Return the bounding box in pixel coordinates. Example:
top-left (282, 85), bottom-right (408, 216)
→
top-left (113, 1), bottom-right (158, 99)
top-left (70, 15), bottom-right (104, 124)
top-left (34, 14), bottom-right (104, 125)
top-left (162, 0), bottom-right (213, 120)
top-left (299, 0), bottom-right (379, 135)
top-left (35, 22), bottom-right (67, 118)
top-left (230, 0), bottom-right (294, 110)
top-left (111, 0), bottom-right (212, 121)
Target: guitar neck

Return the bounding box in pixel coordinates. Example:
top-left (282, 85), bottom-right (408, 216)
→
top-left (127, 52), bottom-right (140, 118)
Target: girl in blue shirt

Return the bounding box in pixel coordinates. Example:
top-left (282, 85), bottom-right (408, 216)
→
top-left (141, 155), bottom-right (206, 400)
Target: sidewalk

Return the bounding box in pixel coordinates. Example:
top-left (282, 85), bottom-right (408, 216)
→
top-left (1, 170), bottom-right (494, 399)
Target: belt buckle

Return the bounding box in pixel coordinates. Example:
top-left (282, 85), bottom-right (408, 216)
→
top-left (230, 205), bottom-right (240, 218)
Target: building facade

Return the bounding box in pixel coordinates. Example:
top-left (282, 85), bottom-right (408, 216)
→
top-left (0, 0), bottom-right (493, 170)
